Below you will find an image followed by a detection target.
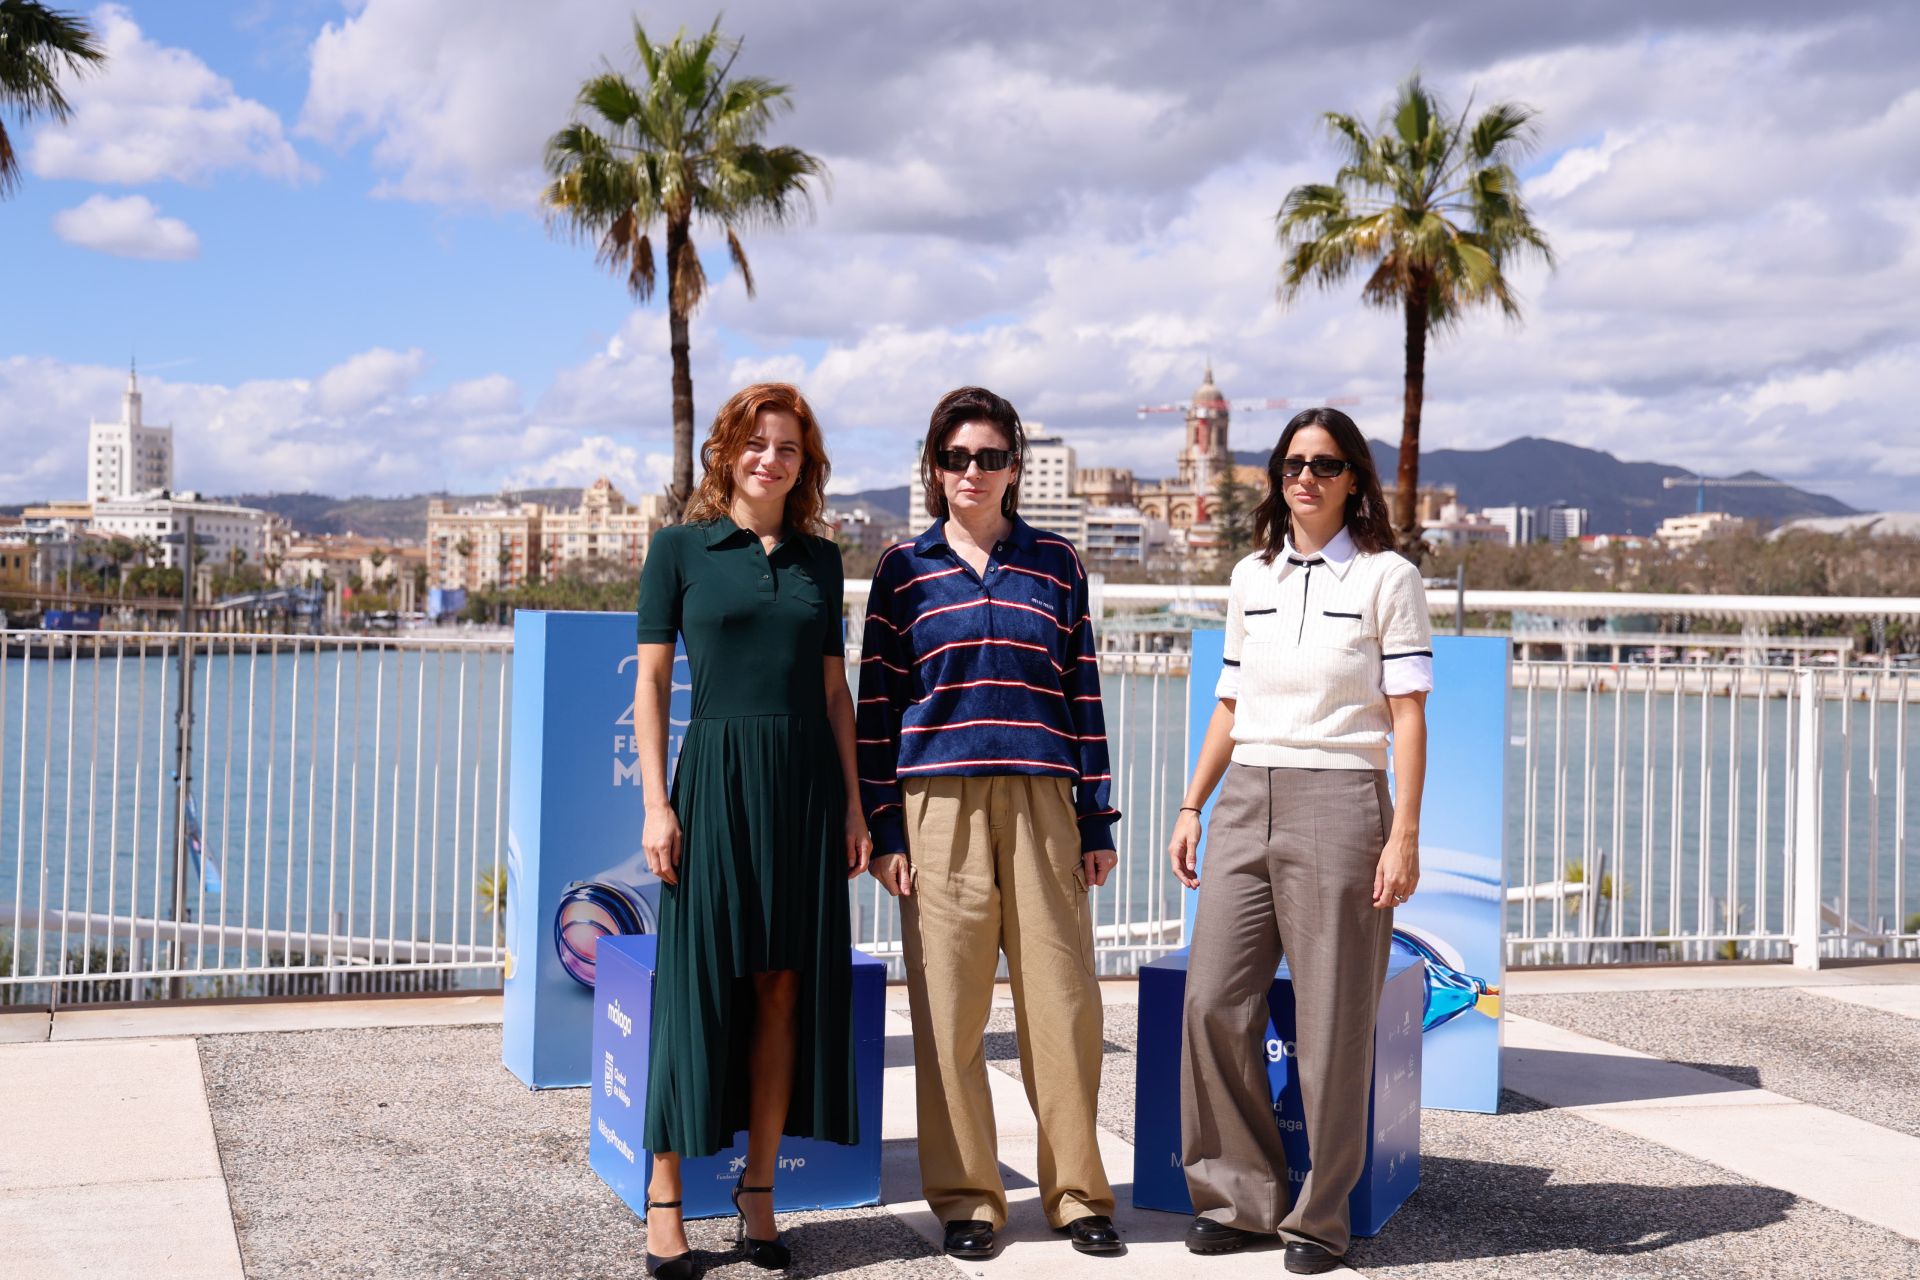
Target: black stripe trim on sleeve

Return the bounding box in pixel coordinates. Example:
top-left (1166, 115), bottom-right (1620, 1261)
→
top-left (1221, 657), bottom-right (1241, 667)
top-left (1243, 607), bottom-right (1277, 616)
top-left (1383, 650), bottom-right (1434, 660)
top-left (1323, 610), bottom-right (1362, 619)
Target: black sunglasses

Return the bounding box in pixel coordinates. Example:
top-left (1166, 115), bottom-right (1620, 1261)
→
top-left (1281, 455), bottom-right (1353, 479)
top-left (935, 447), bottom-right (1016, 474)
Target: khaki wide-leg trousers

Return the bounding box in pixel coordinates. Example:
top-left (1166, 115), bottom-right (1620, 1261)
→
top-left (1181, 764), bottom-right (1394, 1255)
top-left (899, 775), bottom-right (1115, 1229)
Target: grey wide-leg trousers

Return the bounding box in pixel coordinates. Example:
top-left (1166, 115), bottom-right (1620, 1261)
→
top-left (1180, 763), bottom-right (1394, 1255)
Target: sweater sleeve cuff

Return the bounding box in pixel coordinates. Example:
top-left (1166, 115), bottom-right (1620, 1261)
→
top-left (868, 807), bottom-right (908, 858)
top-left (1077, 811), bottom-right (1119, 854)
top-left (1382, 652), bottom-right (1434, 695)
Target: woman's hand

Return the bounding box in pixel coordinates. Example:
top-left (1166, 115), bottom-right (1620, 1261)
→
top-left (1168, 808), bottom-right (1203, 889)
top-left (845, 811), bottom-right (873, 880)
top-left (1081, 848), bottom-right (1118, 888)
top-left (869, 852), bottom-right (912, 897)
top-left (1373, 827), bottom-right (1419, 909)
top-left (643, 802), bottom-right (683, 887)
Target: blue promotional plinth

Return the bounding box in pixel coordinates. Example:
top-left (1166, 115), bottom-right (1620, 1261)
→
top-left (588, 935), bottom-right (887, 1220)
top-left (1131, 949), bottom-right (1424, 1236)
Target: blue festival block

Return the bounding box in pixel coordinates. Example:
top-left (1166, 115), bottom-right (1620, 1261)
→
top-left (1131, 949), bottom-right (1424, 1236)
top-left (588, 935), bottom-right (886, 1220)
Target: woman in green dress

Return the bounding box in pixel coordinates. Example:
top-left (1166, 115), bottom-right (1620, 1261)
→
top-left (631, 382), bottom-right (870, 1278)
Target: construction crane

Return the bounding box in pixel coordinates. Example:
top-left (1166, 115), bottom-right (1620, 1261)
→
top-left (1661, 474), bottom-right (1791, 513)
top-left (1135, 394), bottom-right (1360, 419)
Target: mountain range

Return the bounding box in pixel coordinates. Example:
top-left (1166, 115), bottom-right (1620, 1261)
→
top-left (3, 438), bottom-right (1855, 541)
top-left (1230, 435), bottom-right (1855, 535)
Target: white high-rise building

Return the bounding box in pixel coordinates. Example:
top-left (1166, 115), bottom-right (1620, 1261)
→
top-left (1545, 505), bottom-right (1589, 543)
top-left (88, 365), bottom-right (174, 503)
top-left (91, 492), bottom-right (269, 570)
top-left (1480, 504), bottom-right (1536, 547)
top-left (1018, 432), bottom-right (1087, 545)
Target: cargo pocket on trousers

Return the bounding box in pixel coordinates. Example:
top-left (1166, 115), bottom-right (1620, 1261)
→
top-left (1070, 863), bottom-right (1097, 976)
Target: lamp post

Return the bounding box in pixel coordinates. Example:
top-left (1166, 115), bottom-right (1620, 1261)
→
top-left (159, 517), bottom-right (213, 996)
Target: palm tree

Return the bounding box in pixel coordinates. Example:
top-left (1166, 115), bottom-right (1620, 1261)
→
top-left (1277, 74), bottom-right (1554, 555)
top-left (0, 1), bottom-right (105, 196)
top-left (542, 18), bottom-right (827, 516)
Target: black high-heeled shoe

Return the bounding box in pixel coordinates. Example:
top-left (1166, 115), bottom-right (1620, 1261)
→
top-left (644, 1198), bottom-right (696, 1279)
top-left (730, 1175), bottom-right (791, 1270)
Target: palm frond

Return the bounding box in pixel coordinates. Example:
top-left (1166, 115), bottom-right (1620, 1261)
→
top-left (725, 225), bottom-right (755, 297)
top-left (576, 71), bottom-right (644, 129)
top-left (669, 234), bottom-right (707, 315)
top-left (628, 230), bottom-right (656, 299)
top-left (1467, 101), bottom-right (1539, 164)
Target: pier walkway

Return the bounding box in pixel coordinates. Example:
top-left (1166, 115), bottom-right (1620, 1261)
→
top-left (4, 964), bottom-right (1919, 1278)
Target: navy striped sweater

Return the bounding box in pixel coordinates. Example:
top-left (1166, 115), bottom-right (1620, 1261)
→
top-left (856, 517), bottom-right (1120, 856)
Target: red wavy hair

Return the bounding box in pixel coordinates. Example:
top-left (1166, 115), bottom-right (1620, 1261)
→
top-left (682, 382), bottom-right (832, 536)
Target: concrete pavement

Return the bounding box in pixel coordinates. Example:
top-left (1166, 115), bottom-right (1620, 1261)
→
top-left (4, 967), bottom-right (1920, 1277)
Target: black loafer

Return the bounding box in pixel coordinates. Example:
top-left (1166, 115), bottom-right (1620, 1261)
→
top-left (943, 1219), bottom-right (996, 1260)
top-left (1061, 1214), bottom-right (1123, 1254)
top-left (1284, 1239), bottom-right (1342, 1273)
top-left (1185, 1215), bottom-right (1268, 1254)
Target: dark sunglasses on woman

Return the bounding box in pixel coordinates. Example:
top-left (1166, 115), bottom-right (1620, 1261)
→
top-left (935, 447), bottom-right (1016, 474)
top-left (1282, 456), bottom-right (1354, 479)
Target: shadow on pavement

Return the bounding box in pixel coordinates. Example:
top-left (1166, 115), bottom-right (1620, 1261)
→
top-left (1504, 1046), bottom-right (1761, 1107)
top-left (1348, 1154), bottom-right (1795, 1267)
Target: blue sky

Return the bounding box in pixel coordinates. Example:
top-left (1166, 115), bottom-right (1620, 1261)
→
top-left (3, 1), bottom-right (1917, 515)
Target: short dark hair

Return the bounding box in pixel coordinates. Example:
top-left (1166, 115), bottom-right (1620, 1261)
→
top-left (920, 386), bottom-right (1027, 519)
top-left (1250, 406), bottom-right (1396, 562)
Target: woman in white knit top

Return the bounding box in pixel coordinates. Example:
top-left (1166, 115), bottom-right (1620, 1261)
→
top-left (1166, 407), bottom-right (1430, 1273)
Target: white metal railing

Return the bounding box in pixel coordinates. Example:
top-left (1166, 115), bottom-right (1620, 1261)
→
top-left (1, 628), bottom-right (511, 1004)
top-left (7, 623), bottom-right (1913, 1003)
top-left (1508, 662), bottom-right (1916, 966)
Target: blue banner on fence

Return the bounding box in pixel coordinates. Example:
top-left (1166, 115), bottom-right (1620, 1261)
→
top-left (1183, 629), bottom-right (1507, 1113)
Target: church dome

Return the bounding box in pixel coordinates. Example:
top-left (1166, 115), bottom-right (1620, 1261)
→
top-left (1192, 364), bottom-right (1226, 415)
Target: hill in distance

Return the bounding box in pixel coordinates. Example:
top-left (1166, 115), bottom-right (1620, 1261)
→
top-left (228, 488), bottom-right (587, 543)
top-left (32, 438), bottom-right (1841, 542)
top-left (1232, 436), bottom-right (1854, 535)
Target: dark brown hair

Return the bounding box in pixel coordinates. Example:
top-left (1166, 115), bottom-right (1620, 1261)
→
top-left (920, 386), bottom-right (1026, 519)
top-left (683, 382), bottom-right (832, 536)
top-left (1251, 406), bottom-right (1395, 562)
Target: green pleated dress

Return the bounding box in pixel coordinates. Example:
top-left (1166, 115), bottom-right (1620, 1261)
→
top-left (634, 516), bottom-right (858, 1158)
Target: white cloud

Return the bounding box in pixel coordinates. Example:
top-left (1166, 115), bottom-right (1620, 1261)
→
top-left (502, 433), bottom-right (656, 498)
top-left (300, 0), bottom-right (616, 206)
top-left (51, 194), bottom-right (199, 260)
top-left (14, 2), bottom-right (1919, 516)
top-left (29, 4), bottom-right (311, 185)
top-left (314, 347), bottom-right (428, 416)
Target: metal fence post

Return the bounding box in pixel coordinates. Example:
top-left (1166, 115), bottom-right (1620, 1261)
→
top-left (1792, 668), bottom-right (1824, 970)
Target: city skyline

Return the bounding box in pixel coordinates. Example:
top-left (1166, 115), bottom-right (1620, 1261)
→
top-left (2, 2), bottom-right (1915, 512)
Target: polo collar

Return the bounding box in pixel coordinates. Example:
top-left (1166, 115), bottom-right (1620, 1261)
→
top-left (703, 515), bottom-right (749, 548)
top-left (1280, 526), bottom-right (1357, 579)
top-left (915, 515), bottom-right (1036, 556)
top-left (703, 514), bottom-right (795, 553)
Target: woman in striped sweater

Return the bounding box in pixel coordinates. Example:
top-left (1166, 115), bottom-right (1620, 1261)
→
top-left (856, 386), bottom-right (1123, 1260)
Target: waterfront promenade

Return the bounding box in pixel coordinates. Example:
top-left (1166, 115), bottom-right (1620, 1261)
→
top-left (5, 962), bottom-right (1919, 1279)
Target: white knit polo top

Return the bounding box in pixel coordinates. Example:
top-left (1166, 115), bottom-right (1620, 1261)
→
top-left (1214, 527), bottom-right (1434, 771)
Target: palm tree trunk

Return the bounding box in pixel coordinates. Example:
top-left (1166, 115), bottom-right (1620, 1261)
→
top-left (665, 215), bottom-right (696, 519)
top-left (1395, 285), bottom-right (1430, 560)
